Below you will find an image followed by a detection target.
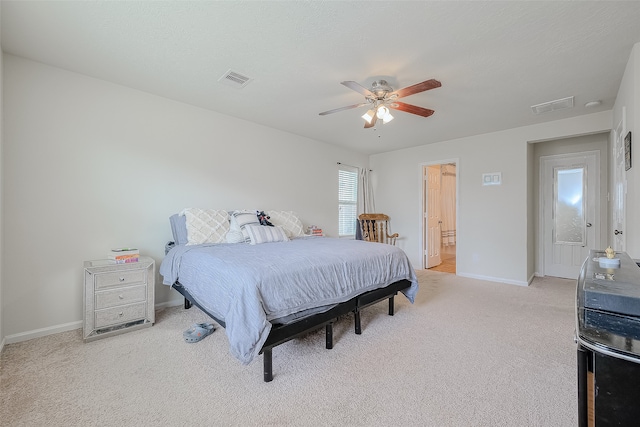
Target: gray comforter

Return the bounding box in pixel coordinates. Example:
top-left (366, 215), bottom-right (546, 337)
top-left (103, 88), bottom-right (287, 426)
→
top-left (160, 237), bottom-right (418, 364)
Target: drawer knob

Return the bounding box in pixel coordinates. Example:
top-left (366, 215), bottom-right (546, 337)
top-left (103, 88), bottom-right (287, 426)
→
top-left (118, 312), bottom-right (124, 317)
top-left (119, 277), bottom-right (125, 282)
top-left (118, 294), bottom-right (124, 299)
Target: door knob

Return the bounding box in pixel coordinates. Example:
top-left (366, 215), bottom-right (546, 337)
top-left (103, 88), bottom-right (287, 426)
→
top-left (586, 223), bottom-right (592, 227)
top-left (615, 230), bottom-right (623, 235)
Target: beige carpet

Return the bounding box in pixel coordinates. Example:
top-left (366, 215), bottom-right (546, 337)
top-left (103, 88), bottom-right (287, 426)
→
top-left (1, 271), bottom-right (577, 426)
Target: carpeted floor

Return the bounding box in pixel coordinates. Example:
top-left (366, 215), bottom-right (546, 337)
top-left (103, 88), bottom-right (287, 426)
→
top-left (1, 271), bottom-right (577, 426)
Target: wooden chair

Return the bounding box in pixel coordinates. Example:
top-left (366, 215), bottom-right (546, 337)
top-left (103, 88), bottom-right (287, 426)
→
top-left (358, 213), bottom-right (399, 245)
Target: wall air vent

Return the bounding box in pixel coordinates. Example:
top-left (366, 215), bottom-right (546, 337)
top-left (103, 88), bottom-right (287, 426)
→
top-left (218, 69), bottom-right (253, 89)
top-left (531, 96), bottom-right (574, 115)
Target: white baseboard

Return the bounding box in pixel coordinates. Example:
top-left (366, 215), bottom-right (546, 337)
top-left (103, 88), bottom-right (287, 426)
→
top-left (3, 300), bottom-right (186, 346)
top-left (456, 272), bottom-right (530, 287)
top-left (4, 320), bottom-right (83, 345)
top-left (155, 298), bottom-right (184, 310)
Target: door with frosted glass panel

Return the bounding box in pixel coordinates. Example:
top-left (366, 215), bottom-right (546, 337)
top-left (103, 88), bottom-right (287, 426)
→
top-left (542, 153), bottom-right (599, 279)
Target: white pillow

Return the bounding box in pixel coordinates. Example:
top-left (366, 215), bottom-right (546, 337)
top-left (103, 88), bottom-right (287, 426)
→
top-left (231, 210), bottom-right (260, 243)
top-left (226, 215), bottom-right (246, 244)
top-left (244, 224), bottom-right (289, 245)
top-left (182, 208), bottom-right (230, 245)
top-left (268, 211), bottom-right (305, 238)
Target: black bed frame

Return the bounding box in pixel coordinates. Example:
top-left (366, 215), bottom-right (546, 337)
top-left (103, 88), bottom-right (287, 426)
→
top-left (173, 279), bottom-right (411, 382)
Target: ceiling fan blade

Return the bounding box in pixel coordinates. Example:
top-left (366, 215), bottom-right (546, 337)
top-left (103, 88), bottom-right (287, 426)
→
top-left (364, 113), bottom-right (378, 128)
top-left (319, 103), bottom-right (367, 116)
top-left (388, 101), bottom-right (435, 117)
top-left (389, 79), bottom-right (441, 99)
top-left (341, 81), bottom-right (375, 97)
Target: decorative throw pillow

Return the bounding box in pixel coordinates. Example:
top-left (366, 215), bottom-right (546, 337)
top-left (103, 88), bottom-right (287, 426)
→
top-left (226, 215), bottom-right (246, 244)
top-left (182, 208), bottom-right (230, 245)
top-left (256, 211), bottom-right (274, 226)
top-left (267, 211), bottom-right (305, 238)
top-left (231, 210), bottom-right (261, 243)
top-left (244, 224), bottom-right (289, 245)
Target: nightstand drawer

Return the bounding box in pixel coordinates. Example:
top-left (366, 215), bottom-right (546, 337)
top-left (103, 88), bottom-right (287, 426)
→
top-left (95, 302), bottom-right (147, 328)
top-left (95, 269), bottom-right (146, 290)
top-left (95, 285), bottom-right (147, 309)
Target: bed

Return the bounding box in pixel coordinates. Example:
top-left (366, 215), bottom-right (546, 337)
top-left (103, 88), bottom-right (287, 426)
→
top-left (160, 210), bottom-right (419, 381)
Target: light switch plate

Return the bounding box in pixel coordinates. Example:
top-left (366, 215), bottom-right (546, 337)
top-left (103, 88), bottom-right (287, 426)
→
top-left (482, 172), bottom-right (501, 186)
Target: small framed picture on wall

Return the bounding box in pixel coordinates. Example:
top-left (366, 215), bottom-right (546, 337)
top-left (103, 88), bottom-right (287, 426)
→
top-left (625, 131), bottom-right (632, 171)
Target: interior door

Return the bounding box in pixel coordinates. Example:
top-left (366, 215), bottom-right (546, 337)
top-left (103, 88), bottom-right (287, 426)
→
top-left (613, 118), bottom-right (627, 252)
top-left (542, 152), bottom-right (599, 279)
top-left (424, 165), bottom-right (442, 268)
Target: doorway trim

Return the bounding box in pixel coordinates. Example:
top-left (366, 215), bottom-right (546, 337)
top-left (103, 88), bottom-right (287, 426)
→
top-left (612, 109), bottom-right (627, 252)
top-left (419, 158), bottom-right (459, 270)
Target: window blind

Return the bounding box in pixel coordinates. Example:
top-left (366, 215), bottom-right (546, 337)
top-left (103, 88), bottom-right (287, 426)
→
top-left (338, 166), bottom-right (358, 237)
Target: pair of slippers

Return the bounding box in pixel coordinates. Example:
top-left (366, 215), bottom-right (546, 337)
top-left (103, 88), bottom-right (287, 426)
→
top-left (183, 322), bottom-right (215, 343)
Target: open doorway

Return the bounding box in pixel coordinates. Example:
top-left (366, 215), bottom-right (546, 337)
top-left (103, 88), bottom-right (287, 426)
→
top-left (423, 162), bottom-right (457, 273)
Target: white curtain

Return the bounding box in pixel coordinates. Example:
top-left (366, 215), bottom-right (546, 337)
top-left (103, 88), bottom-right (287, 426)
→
top-left (357, 168), bottom-right (375, 214)
top-left (355, 168), bottom-right (375, 240)
top-left (441, 164), bottom-right (456, 246)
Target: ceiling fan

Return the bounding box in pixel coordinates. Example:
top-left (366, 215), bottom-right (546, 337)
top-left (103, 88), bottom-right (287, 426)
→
top-left (319, 79), bottom-right (441, 128)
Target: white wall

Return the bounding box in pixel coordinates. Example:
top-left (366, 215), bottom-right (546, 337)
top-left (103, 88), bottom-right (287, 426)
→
top-left (0, 4), bottom-right (4, 351)
top-left (370, 112), bottom-right (612, 285)
top-left (2, 54), bottom-right (368, 341)
top-left (612, 43), bottom-right (639, 258)
top-left (4, 42), bottom-right (638, 344)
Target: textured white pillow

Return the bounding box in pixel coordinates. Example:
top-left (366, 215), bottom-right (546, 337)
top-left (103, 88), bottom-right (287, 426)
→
top-left (182, 208), bottom-right (230, 245)
top-left (231, 210), bottom-right (261, 243)
top-left (244, 224), bottom-right (290, 245)
top-left (268, 211), bottom-right (305, 238)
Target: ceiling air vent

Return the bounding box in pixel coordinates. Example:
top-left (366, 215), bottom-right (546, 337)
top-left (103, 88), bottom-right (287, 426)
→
top-left (531, 96), bottom-right (574, 115)
top-left (218, 69), bottom-right (253, 89)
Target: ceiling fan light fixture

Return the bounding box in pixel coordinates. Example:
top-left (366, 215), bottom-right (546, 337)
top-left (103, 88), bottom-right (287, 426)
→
top-left (320, 78), bottom-right (441, 126)
top-left (362, 109), bottom-right (376, 124)
top-left (375, 105), bottom-right (394, 124)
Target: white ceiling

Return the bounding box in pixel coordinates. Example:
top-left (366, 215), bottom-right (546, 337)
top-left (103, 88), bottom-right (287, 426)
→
top-left (3, 1), bottom-right (640, 155)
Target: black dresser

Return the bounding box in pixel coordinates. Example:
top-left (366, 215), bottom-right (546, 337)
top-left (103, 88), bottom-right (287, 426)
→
top-left (576, 250), bottom-right (640, 426)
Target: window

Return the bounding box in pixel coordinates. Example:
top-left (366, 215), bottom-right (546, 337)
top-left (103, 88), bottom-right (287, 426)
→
top-left (338, 166), bottom-right (358, 237)
top-left (554, 166), bottom-right (586, 245)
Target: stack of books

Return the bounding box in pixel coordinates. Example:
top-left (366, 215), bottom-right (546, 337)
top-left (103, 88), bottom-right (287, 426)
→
top-left (108, 248), bottom-right (139, 264)
top-left (307, 225), bottom-right (324, 237)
